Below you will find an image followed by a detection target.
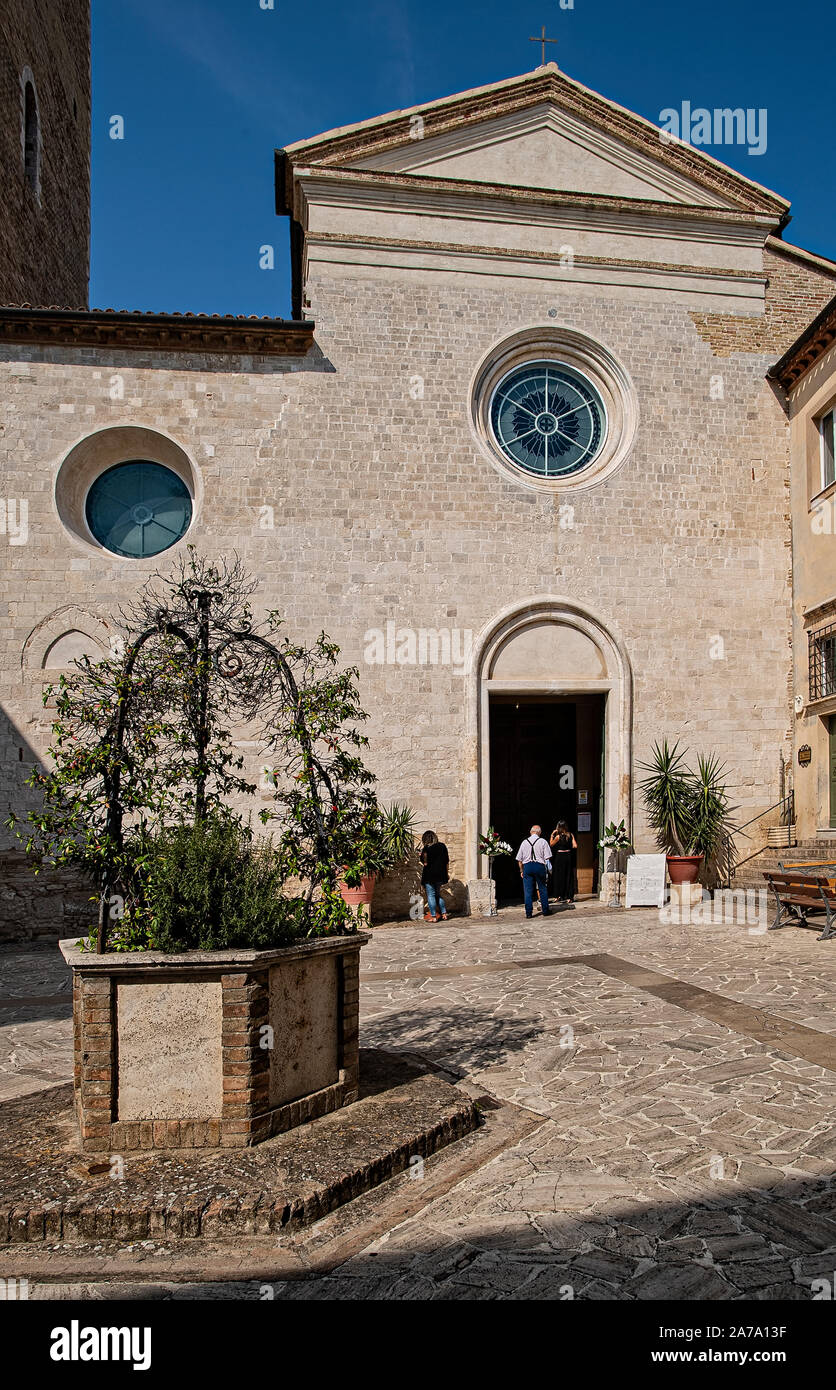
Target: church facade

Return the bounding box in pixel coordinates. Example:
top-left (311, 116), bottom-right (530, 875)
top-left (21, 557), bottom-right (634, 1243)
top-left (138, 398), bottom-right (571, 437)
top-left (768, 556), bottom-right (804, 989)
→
top-left (3, 28), bottom-right (836, 933)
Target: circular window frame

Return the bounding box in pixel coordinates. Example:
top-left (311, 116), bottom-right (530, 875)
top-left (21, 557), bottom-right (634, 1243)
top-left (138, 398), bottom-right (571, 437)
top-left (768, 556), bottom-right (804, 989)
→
top-left (54, 426), bottom-right (200, 561)
top-left (85, 459), bottom-right (194, 560)
top-left (470, 325), bottom-right (639, 493)
top-left (488, 359), bottom-right (609, 480)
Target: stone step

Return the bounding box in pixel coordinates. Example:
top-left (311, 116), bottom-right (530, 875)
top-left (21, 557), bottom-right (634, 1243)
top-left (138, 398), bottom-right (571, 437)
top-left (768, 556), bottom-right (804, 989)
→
top-left (731, 841), bottom-right (836, 891)
top-left (0, 1051), bottom-right (481, 1247)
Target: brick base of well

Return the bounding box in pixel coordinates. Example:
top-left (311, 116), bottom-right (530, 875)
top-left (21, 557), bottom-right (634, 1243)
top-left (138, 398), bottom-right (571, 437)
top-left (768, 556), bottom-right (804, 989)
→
top-left (62, 934), bottom-right (367, 1152)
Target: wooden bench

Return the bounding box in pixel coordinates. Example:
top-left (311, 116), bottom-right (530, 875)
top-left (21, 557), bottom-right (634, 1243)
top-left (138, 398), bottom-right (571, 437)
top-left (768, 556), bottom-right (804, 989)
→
top-left (763, 870), bottom-right (836, 941)
top-left (778, 860), bottom-right (836, 873)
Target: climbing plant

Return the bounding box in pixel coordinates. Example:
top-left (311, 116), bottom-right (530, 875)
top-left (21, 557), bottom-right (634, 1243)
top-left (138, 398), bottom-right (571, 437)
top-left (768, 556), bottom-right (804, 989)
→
top-left (7, 551), bottom-right (388, 951)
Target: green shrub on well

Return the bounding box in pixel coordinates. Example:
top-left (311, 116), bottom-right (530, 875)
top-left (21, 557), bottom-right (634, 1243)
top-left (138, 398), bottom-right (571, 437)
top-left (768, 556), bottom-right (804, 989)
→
top-left (10, 555), bottom-right (392, 952)
top-left (112, 817), bottom-right (354, 953)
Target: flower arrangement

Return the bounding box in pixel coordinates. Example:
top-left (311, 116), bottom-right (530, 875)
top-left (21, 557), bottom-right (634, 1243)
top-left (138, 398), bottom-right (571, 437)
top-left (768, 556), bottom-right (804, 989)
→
top-left (478, 827), bottom-right (512, 860)
top-left (598, 819), bottom-right (632, 852)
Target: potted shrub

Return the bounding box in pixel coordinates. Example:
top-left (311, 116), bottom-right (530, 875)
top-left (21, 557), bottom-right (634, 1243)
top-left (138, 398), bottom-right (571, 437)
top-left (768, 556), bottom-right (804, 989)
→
top-left (337, 801), bottom-right (416, 911)
top-left (7, 553), bottom-right (388, 1152)
top-left (639, 741), bottom-right (736, 885)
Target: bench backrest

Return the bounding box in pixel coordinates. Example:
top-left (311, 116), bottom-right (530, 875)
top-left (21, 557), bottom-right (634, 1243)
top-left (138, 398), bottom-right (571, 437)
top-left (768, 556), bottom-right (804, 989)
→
top-left (764, 871), bottom-right (833, 900)
top-left (780, 860), bottom-right (836, 871)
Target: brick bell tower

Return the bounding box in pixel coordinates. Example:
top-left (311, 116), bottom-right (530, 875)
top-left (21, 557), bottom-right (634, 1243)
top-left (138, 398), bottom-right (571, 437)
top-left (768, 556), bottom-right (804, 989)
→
top-left (0, 0), bottom-right (91, 308)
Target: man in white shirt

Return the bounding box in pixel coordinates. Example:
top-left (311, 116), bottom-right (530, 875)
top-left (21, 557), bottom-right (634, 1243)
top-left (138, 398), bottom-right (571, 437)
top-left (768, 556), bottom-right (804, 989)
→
top-left (516, 824), bottom-right (553, 919)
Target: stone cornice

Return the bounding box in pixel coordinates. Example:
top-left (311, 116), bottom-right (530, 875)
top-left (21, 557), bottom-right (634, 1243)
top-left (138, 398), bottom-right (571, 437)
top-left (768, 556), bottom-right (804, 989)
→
top-left (279, 67), bottom-right (789, 218)
top-left (0, 307), bottom-right (315, 356)
top-left (306, 229), bottom-right (765, 281)
top-left (59, 933), bottom-right (370, 971)
top-left (766, 235), bottom-right (836, 277)
top-left (802, 594), bottom-right (836, 626)
top-left (305, 235), bottom-right (764, 308)
top-left (295, 166), bottom-right (780, 234)
top-left (349, 101), bottom-right (731, 210)
top-left (770, 293), bottom-right (836, 389)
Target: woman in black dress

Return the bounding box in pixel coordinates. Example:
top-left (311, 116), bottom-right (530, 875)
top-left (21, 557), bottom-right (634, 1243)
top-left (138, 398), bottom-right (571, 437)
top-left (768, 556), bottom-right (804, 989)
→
top-left (550, 820), bottom-right (577, 903)
top-left (420, 830), bottom-right (449, 922)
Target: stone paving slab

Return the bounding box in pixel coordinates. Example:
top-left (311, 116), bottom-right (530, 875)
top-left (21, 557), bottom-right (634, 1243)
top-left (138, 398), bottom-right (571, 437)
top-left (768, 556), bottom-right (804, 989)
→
top-left (4, 1094), bottom-right (541, 1287)
top-left (6, 900), bottom-right (836, 1299)
top-left (253, 903), bottom-right (836, 1300)
top-left (0, 944), bottom-right (73, 1102)
top-left (0, 1049), bottom-right (478, 1245)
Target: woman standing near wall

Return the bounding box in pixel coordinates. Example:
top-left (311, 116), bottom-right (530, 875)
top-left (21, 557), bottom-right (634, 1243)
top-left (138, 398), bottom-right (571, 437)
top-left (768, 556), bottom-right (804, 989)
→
top-left (420, 830), bottom-right (449, 922)
top-left (550, 820), bottom-right (577, 905)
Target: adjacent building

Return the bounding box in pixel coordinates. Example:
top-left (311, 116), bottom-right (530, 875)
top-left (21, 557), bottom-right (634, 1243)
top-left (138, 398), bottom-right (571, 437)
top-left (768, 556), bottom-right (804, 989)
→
top-left (0, 0), bottom-right (90, 309)
top-left (771, 297), bottom-right (836, 844)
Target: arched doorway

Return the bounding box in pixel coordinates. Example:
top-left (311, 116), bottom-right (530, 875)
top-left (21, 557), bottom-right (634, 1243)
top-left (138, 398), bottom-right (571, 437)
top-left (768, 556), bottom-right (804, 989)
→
top-left (465, 596), bottom-right (633, 897)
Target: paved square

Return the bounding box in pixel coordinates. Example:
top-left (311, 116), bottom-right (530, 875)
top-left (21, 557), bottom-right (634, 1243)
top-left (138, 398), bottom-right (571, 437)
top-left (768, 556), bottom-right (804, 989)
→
top-left (3, 899), bottom-right (836, 1299)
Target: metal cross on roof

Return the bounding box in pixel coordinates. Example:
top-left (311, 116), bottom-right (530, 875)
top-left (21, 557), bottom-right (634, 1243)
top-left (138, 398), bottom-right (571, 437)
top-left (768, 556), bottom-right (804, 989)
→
top-left (529, 25), bottom-right (558, 66)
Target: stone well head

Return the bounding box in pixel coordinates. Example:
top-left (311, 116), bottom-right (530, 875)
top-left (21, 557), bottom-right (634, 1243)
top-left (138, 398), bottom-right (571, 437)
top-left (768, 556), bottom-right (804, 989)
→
top-left (61, 933), bottom-right (368, 1152)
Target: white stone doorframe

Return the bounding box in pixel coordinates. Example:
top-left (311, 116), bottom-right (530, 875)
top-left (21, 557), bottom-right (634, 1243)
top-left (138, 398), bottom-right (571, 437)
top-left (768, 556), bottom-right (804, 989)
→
top-left (464, 595), bottom-right (634, 883)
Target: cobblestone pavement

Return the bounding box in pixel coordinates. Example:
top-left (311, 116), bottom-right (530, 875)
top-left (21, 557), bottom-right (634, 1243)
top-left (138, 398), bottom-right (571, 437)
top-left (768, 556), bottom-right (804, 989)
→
top-left (5, 900), bottom-right (836, 1299)
top-left (0, 945), bottom-right (73, 1102)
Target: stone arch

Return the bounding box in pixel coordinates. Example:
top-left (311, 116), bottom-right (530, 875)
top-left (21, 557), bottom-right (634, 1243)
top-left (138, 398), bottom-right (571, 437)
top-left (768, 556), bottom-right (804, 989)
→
top-left (464, 595), bottom-right (633, 881)
top-left (53, 424), bottom-right (201, 558)
top-left (22, 606), bottom-right (116, 675)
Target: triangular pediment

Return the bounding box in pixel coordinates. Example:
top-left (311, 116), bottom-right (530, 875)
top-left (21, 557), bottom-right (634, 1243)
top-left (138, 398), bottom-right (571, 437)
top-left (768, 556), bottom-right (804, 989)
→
top-left (348, 101), bottom-right (733, 207)
top-left (282, 67), bottom-right (789, 218)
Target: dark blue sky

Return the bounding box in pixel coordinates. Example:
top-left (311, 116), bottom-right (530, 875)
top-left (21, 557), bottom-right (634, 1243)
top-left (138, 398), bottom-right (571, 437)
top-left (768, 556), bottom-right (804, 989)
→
top-left (91, 0), bottom-right (836, 319)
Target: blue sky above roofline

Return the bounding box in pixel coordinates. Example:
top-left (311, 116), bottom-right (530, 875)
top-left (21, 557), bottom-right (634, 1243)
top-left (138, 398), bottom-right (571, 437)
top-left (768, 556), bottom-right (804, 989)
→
top-left (90, 0), bottom-right (836, 318)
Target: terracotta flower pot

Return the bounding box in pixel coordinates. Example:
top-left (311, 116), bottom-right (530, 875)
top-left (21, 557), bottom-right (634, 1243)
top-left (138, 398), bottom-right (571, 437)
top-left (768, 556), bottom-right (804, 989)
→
top-left (338, 873), bottom-right (377, 907)
top-left (666, 854), bottom-right (703, 884)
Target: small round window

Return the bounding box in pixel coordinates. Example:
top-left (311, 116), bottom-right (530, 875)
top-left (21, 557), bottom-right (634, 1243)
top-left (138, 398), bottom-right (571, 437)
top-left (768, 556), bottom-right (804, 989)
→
top-left (85, 460), bottom-right (192, 558)
top-left (489, 360), bottom-right (607, 478)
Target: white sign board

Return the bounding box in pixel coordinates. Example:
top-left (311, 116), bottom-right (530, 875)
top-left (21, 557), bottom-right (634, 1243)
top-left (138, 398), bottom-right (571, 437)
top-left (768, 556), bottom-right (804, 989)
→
top-left (625, 854), bottom-right (667, 908)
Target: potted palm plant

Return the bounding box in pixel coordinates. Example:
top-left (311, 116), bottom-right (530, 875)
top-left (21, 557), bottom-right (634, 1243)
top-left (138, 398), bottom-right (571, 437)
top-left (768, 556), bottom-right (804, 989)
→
top-left (639, 741), bottom-right (736, 885)
top-left (338, 802), bottom-right (416, 910)
top-left (690, 752), bottom-right (739, 886)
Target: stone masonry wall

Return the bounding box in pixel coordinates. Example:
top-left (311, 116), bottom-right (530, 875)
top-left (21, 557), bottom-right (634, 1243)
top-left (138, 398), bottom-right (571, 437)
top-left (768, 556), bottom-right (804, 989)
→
top-left (0, 0), bottom-right (90, 308)
top-left (306, 272), bottom-right (795, 917)
top-left (0, 254), bottom-right (821, 933)
top-left (691, 244), bottom-right (836, 357)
